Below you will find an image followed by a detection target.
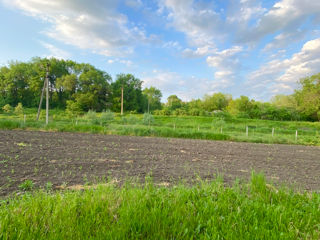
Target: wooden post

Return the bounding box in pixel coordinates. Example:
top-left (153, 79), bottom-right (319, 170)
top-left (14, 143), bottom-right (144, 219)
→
top-left (121, 86), bottom-right (124, 115)
top-left (272, 128), bottom-right (274, 137)
top-left (24, 114), bottom-right (26, 124)
top-left (295, 130), bottom-right (298, 141)
top-left (246, 126), bottom-right (248, 137)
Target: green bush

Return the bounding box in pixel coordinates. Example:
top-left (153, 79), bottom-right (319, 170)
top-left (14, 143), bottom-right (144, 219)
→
top-left (2, 104), bottom-right (12, 113)
top-left (85, 110), bottom-right (99, 125)
top-left (100, 110), bottom-right (114, 124)
top-left (14, 103), bottom-right (24, 115)
top-left (66, 100), bottom-right (83, 118)
top-left (143, 113), bottom-right (154, 125)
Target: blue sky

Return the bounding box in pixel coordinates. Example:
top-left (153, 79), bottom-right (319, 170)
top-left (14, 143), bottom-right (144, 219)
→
top-left (1, 0), bottom-right (320, 102)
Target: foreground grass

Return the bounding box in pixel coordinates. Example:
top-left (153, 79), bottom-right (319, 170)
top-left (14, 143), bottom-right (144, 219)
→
top-left (1, 174), bottom-right (320, 239)
top-left (1, 109), bottom-right (320, 145)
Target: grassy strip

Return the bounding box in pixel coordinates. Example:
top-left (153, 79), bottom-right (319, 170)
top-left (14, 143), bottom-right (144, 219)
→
top-left (1, 117), bottom-right (320, 145)
top-left (1, 174), bottom-right (319, 239)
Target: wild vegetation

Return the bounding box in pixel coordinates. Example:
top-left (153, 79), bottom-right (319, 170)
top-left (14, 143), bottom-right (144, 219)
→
top-left (1, 174), bottom-right (320, 239)
top-left (1, 58), bottom-right (320, 122)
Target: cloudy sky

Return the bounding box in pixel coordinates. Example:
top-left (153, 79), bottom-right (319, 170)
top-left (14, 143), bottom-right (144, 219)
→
top-left (1, 0), bottom-right (320, 101)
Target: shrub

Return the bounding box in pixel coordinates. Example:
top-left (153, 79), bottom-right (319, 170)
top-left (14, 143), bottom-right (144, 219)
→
top-left (143, 113), bottom-right (154, 125)
top-left (14, 103), bottom-right (24, 115)
top-left (66, 100), bottom-right (83, 118)
top-left (100, 110), bottom-right (114, 124)
top-left (127, 115), bottom-right (139, 125)
top-left (85, 110), bottom-right (99, 125)
top-left (2, 104), bottom-right (12, 113)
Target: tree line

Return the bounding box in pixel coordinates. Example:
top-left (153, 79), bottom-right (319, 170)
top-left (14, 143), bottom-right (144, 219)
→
top-left (0, 57), bottom-right (162, 115)
top-left (0, 57), bottom-right (319, 121)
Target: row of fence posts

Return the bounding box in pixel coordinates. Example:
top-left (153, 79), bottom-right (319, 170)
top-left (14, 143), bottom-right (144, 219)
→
top-left (19, 115), bottom-right (303, 142)
top-left (170, 124), bottom-right (302, 141)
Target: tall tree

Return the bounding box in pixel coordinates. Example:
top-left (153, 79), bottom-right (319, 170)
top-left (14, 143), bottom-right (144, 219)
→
top-left (111, 74), bottom-right (144, 113)
top-left (142, 86), bottom-right (162, 112)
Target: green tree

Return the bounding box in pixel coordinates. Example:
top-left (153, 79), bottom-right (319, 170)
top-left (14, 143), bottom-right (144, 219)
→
top-left (166, 95), bottom-right (182, 111)
top-left (294, 73), bottom-right (320, 120)
top-left (111, 74), bottom-right (144, 113)
top-left (202, 93), bottom-right (231, 112)
top-left (143, 87), bottom-right (162, 113)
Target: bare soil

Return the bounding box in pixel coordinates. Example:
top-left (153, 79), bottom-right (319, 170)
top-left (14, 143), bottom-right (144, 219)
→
top-left (1, 130), bottom-right (320, 196)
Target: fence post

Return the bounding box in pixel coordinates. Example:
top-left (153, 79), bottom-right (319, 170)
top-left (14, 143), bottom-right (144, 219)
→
top-left (24, 114), bottom-right (26, 124)
top-left (246, 126), bottom-right (248, 137)
top-left (272, 128), bottom-right (274, 137)
top-left (295, 130), bottom-right (298, 141)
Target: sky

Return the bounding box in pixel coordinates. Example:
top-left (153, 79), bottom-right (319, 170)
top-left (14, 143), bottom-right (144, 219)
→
top-left (1, 0), bottom-right (320, 102)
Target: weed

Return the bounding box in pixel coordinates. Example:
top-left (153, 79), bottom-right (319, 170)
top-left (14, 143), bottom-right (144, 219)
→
top-left (18, 180), bottom-right (34, 191)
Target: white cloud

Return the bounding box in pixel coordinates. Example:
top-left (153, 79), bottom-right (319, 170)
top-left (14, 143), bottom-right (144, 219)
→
top-left (248, 38), bottom-right (320, 99)
top-left (206, 46), bottom-right (243, 87)
top-left (159, 0), bottom-right (222, 49)
top-left (263, 30), bottom-right (306, 51)
top-left (4, 0), bottom-right (153, 57)
top-left (107, 58), bottom-right (133, 67)
top-left (40, 42), bottom-right (71, 59)
top-left (241, 0), bottom-right (320, 43)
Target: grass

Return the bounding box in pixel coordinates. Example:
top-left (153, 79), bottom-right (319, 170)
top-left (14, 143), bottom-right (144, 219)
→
top-left (0, 173), bottom-right (319, 239)
top-left (0, 108), bottom-right (320, 145)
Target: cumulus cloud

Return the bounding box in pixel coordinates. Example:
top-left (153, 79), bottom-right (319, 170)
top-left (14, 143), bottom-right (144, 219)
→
top-left (248, 38), bottom-right (320, 99)
top-left (3, 0), bottom-right (153, 57)
top-left (206, 46), bottom-right (243, 86)
top-left (159, 0), bottom-right (223, 49)
top-left (241, 0), bottom-right (320, 43)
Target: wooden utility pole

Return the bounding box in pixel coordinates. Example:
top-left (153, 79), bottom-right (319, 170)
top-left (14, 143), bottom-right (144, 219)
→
top-left (36, 78), bottom-right (46, 121)
top-left (36, 61), bottom-right (50, 124)
top-left (45, 63), bottom-right (49, 125)
top-left (121, 86), bottom-right (124, 115)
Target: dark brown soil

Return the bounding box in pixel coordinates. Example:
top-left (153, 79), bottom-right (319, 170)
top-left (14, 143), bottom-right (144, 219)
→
top-left (1, 130), bottom-right (320, 196)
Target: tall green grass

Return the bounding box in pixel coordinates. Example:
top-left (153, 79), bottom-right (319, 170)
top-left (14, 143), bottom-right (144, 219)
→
top-left (1, 174), bottom-right (319, 239)
top-left (1, 109), bottom-right (320, 145)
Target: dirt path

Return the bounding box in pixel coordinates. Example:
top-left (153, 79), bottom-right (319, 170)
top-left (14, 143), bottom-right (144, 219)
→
top-left (1, 130), bottom-right (320, 196)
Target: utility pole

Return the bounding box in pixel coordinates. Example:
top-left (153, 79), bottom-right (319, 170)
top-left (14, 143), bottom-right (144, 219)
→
top-left (45, 62), bottom-right (49, 125)
top-left (36, 78), bottom-right (46, 121)
top-left (36, 61), bottom-right (50, 123)
top-left (121, 86), bottom-right (124, 115)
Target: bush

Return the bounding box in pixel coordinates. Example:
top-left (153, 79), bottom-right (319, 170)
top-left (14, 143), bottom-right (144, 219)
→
top-left (100, 110), bottom-right (114, 124)
top-left (14, 103), bottom-right (24, 115)
top-left (2, 104), bottom-right (12, 113)
top-left (85, 110), bottom-right (99, 125)
top-left (66, 100), bottom-right (83, 118)
top-left (127, 115), bottom-right (139, 125)
top-left (143, 113), bottom-right (154, 125)
top-left (213, 110), bottom-right (232, 120)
